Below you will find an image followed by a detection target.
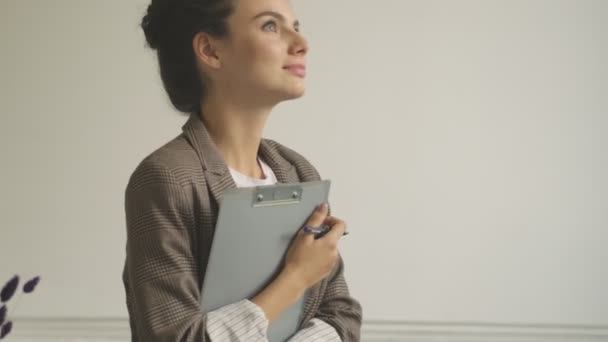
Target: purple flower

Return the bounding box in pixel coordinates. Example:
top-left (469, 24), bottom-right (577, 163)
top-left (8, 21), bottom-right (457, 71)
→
top-left (23, 276), bottom-right (40, 294)
top-left (0, 305), bottom-right (5, 326)
top-left (0, 276), bottom-right (19, 303)
top-left (0, 320), bottom-right (12, 338)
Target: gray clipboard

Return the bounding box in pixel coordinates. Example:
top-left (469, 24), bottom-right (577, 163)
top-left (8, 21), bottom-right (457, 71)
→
top-left (200, 180), bottom-right (331, 342)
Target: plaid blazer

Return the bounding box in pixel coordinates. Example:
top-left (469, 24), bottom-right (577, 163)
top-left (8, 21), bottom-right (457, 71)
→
top-left (122, 113), bottom-right (363, 341)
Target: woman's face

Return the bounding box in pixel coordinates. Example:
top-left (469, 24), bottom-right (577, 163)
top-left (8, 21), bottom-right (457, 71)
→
top-left (200, 0), bottom-right (309, 105)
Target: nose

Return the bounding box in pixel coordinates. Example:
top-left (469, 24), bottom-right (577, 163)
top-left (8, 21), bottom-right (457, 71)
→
top-left (288, 31), bottom-right (309, 57)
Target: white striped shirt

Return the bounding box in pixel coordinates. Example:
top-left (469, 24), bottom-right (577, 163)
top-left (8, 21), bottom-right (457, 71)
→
top-left (205, 157), bottom-right (341, 341)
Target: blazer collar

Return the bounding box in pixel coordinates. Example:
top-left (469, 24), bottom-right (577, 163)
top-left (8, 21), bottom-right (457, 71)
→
top-left (181, 113), bottom-right (299, 203)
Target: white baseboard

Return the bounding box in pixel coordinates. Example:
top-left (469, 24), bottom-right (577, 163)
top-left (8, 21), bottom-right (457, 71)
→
top-left (361, 320), bottom-right (608, 341)
top-left (6, 318), bottom-right (608, 342)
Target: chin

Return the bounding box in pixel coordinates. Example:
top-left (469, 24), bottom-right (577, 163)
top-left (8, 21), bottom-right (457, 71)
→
top-left (284, 82), bottom-right (307, 99)
top-left (269, 87), bottom-right (305, 103)
top-left (262, 78), bottom-right (306, 103)
top-left (286, 87), bottom-right (306, 100)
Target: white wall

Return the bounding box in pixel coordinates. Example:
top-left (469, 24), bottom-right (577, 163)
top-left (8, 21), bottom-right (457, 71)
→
top-left (1, 0), bottom-right (607, 340)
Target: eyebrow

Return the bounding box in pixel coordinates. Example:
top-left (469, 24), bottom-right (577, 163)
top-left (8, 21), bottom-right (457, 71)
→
top-left (252, 10), bottom-right (300, 28)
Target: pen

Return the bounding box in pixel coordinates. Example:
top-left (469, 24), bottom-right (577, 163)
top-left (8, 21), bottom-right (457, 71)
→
top-left (303, 225), bottom-right (349, 236)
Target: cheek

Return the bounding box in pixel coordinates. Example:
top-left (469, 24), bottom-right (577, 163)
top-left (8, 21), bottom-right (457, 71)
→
top-left (227, 35), bottom-right (284, 82)
top-left (247, 39), bottom-right (283, 71)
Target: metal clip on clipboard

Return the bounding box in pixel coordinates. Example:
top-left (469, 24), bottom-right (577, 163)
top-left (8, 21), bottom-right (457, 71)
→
top-left (253, 184), bottom-right (303, 207)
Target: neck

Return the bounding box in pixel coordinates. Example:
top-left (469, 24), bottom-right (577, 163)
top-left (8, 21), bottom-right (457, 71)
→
top-left (199, 93), bottom-right (274, 179)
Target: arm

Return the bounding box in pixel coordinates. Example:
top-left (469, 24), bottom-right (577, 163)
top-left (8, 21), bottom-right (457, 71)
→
top-left (206, 300), bottom-right (269, 341)
top-left (124, 156), bottom-right (269, 341)
top-left (251, 267), bottom-right (306, 323)
top-left (253, 202), bottom-right (361, 341)
top-left (251, 266), bottom-right (343, 342)
top-left (272, 141), bottom-right (363, 340)
top-left (288, 318), bottom-right (341, 341)
top-left (310, 253), bottom-right (362, 341)
top-left (251, 252), bottom-right (360, 342)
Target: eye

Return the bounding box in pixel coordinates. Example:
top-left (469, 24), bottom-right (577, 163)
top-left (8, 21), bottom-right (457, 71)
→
top-left (262, 20), bottom-right (278, 32)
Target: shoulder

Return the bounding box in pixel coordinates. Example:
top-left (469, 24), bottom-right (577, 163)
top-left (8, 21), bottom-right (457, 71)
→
top-left (126, 134), bottom-right (203, 192)
top-left (263, 138), bottom-right (322, 181)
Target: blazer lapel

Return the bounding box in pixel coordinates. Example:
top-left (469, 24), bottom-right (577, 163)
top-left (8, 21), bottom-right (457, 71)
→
top-left (181, 113), bottom-right (237, 207)
top-left (259, 139), bottom-right (299, 184)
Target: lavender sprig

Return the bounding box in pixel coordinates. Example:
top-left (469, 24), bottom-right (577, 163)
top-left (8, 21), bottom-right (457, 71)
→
top-left (23, 277), bottom-right (40, 294)
top-left (0, 276), bottom-right (19, 303)
top-left (0, 321), bottom-right (12, 338)
top-left (0, 305), bottom-right (6, 326)
top-left (0, 275), bottom-right (41, 339)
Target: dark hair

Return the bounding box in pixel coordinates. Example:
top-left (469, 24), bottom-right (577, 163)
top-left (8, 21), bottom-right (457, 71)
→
top-left (141, 0), bottom-right (235, 114)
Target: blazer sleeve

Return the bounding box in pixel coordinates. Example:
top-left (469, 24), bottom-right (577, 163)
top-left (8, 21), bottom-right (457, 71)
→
top-left (314, 251), bottom-right (363, 342)
top-left (124, 155), bottom-right (211, 341)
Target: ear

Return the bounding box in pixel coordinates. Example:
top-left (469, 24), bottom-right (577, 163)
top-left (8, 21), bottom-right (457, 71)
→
top-left (192, 32), bottom-right (222, 70)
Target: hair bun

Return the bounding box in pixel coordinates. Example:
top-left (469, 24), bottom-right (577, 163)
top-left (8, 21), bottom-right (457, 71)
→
top-left (141, 0), bottom-right (174, 50)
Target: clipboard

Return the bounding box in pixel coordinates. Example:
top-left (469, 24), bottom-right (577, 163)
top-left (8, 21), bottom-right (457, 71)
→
top-left (200, 180), bottom-right (331, 342)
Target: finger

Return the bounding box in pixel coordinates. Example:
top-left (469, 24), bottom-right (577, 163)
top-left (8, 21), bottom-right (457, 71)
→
top-left (325, 221), bottom-right (347, 242)
top-left (296, 224), bottom-right (316, 243)
top-left (323, 216), bottom-right (348, 235)
top-left (306, 202), bottom-right (329, 227)
top-left (323, 216), bottom-right (345, 228)
top-left (298, 203), bottom-right (329, 242)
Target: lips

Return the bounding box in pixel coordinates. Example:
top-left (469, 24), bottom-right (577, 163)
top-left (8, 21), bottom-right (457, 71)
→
top-left (284, 64), bottom-right (306, 77)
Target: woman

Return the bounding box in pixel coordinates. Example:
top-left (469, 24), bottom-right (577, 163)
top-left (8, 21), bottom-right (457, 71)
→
top-left (122, 0), bottom-right (363, 341)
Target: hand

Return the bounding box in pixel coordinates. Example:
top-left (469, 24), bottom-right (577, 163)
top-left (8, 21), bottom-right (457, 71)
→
top-left (283, 203), bottom-right (347, 289)
top-left (251, 203), bottom-right (347, 323)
